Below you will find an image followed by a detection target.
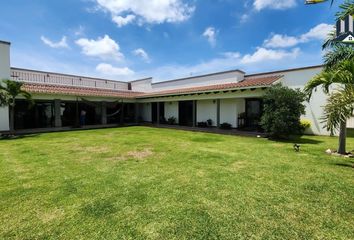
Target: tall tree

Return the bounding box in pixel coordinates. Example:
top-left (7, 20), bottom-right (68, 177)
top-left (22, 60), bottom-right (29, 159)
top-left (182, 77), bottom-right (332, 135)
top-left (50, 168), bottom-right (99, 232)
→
top-left (304, 1), bottom-right (354, 154)
top-left (0, 80), bottom-right (33, 133)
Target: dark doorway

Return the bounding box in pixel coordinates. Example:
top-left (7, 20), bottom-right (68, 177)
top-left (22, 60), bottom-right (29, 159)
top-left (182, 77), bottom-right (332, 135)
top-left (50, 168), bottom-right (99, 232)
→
top-left (151, 102), bottom-right (165, 123)
top-left (179, 101), bottom-right (194, 126)
top-left (107, 102), bottom-right (121, 124)
top-left (123, 103), bottom-right (136, 123)
top-left (14, 100), bottom-right (54, 130)
top-left (245, 98), bottom-right (263, 129)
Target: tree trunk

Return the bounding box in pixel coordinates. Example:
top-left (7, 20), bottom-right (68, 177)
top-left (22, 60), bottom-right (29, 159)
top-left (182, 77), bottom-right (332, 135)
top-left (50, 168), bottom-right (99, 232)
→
top-left (338, 119), bottom-right (347, 155)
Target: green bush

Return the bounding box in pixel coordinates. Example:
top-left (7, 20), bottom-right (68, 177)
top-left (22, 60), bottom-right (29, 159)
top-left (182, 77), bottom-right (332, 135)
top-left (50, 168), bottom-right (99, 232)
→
top-left (220, 122), bottom-right (232, 129)
top-left (300, 119), bottom-right (311, 132)
top-left (167, 117), bottom-right (177, 125)
top-left (260, 84), bottom-right (306, 139)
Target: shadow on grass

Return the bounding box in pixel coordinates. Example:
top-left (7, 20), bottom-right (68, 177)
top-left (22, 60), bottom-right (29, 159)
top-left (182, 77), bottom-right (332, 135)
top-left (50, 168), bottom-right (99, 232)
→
top-left (0, 134), bottom-right (41, 141)
top-left (347, 128), bottom-right (354, 138)
top-left (268, 136), bottom-right (323, 145)
top-left (334, 162), bottom-right (354, 168)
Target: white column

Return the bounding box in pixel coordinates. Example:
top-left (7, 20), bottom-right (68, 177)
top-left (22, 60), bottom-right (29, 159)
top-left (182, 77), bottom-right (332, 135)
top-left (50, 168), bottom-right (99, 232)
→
top-left (54, 99), bottom-right (62, 127)
top-left (0, 40), bottom-right (11, 132)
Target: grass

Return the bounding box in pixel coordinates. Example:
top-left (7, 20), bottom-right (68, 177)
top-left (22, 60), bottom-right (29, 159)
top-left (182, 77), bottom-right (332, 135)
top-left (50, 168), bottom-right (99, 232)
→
top-left (0, 126), bottom-right (353, 239)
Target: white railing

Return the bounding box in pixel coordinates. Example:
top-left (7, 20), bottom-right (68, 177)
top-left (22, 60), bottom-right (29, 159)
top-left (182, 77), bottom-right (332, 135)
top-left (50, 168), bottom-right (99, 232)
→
top-left (10, 68), bottom-right (129, 91)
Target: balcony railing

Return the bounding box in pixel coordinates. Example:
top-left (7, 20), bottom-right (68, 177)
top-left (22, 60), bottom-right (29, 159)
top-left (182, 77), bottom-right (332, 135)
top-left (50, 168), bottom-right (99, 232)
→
top-left (10, 68), bottom-right (129, 91)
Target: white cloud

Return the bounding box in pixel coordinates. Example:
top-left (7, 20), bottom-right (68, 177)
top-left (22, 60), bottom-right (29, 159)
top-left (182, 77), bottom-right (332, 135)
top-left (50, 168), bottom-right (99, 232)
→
top-left (264, 34), bottom-right (299, 48)
top-left (240, 13), bottom-right (250, 23)
top-left (253, 0), bottom-right (297, 11)
top-left (95, 0), bottom-right (195, 26)
top-left (241, 47), bottom-right (300, 64)
top-left (75, 35), bottom-right (123, 61)
top-left (222, 52), bottom-right (241, 59)
top-left (203, 27), bottom-right (217, 47)
top-left (132, 48), bottom-right (150, 62)
top-left (96, 63), bottom-right (134, 76)
top-left (112, 14), bottom-right (136, 27)
top-left (41, 36), bottom-right (69, 48)
top-left (300, 23), bottom-right (334, 41)
top-left (133, 47), bottom-right (310, 81)
top-left (263, 23), bottom-right (334, 48)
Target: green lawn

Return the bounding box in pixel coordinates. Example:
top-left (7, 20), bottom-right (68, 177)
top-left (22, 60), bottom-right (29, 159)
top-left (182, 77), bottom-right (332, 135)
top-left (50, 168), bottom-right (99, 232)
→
top-left (0, 127), bottom-right (353, 239)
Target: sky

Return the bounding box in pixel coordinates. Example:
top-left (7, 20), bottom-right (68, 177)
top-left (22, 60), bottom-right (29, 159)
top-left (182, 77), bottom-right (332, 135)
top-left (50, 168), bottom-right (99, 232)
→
top-left (0, 0), bottom-right (341, 82)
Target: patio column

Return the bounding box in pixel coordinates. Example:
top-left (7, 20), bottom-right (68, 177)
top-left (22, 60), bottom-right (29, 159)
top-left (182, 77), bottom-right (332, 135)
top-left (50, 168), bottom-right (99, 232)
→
top-left (120, 100), bottom-right (124, 124)
top-left (157, 102), bottom-right (160, 124)
top-left (134, 103), bottom-right (139, 123)
top-left (216, 99), bottom-right (220, 128)
top-left (54, 99), bottom-right (62, 127)
top-left (192, 100), bottom-right (196, 127)
top-left (101, 101), bottom-right (107, 125)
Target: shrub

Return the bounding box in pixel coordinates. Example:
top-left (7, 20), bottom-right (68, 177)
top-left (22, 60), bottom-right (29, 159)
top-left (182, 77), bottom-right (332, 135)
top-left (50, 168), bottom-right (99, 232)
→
top-left (300, 119), bottom-right (311, 132)
top-left (197, 121), bottom-right (208, 127)
top-left (220, 122), bottom-right (232, 129)
top-left (167, 116), bottom-right (176, 125)
top-left (206, 119), bottom-right (213, 126)
top-left (260, 84), bottom-right (306, 139)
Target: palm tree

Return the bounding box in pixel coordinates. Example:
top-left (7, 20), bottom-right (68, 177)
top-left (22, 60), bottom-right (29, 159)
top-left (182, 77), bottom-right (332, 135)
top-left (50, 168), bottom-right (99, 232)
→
top-left (0, 91), bottom-right (9, 107)
top-left (0, 80), bottom-right (33, 133)
top-left (336, 0), bottom-right (354, 20)
top-left (304, 60), bottom-right (354, 154)
top-left (322, 86), bottom-right (354, 153)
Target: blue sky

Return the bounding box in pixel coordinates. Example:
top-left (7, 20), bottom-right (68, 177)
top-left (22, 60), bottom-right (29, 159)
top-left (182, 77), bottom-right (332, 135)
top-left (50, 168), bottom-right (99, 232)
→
top-left (0, 0), bottom-right (341, 82)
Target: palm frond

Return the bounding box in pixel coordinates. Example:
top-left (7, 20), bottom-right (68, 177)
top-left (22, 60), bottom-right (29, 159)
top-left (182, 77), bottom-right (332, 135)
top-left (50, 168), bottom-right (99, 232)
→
top-left (0, 90), bottom-right (10, 107)
top-left (324, 45), bottom-right (354, 69)
top-left (322, 30), bottom-right (339, 50)
top-left (336, 0), bottom-right (354, 21)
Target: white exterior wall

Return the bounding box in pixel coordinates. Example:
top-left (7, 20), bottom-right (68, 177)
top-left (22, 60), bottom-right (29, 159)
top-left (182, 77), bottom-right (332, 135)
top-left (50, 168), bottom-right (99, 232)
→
top-left (219, 98), bottom-right (245, 128)
top-left (197, 100), bottom-right (217, 126)
top-left (276, 67), bottom-right (329, 135)
top-left (347, 117), bottom-right (354, 129)
top-left (151, 70), bottom-right (244, 92)
top-left (130, 78), bottom-right (153, 92)
top-left (0, 41), bottom-right (10, 131)
top-left (164, 101), bottom-right (179, 123)
top-left (220, 99), bottom-right (237, 127)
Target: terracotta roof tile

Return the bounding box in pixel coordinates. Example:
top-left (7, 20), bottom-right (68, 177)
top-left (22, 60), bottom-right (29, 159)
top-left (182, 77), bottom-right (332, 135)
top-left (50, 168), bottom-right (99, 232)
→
top-left (139, 75), bottom-right (282, 97)
top-left (22, 83), bottom-right (144, 99)
top-left (22, 75), bottom-right (282, 99)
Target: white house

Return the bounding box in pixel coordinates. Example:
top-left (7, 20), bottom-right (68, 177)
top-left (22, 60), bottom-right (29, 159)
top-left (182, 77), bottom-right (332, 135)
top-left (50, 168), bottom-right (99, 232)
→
top-left (0, 40), bottom-right (350, 135)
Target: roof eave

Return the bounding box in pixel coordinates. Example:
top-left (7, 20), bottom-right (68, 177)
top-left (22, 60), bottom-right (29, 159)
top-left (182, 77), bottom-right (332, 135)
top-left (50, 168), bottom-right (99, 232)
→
top-left (137, 84), bottom-right (274, 99)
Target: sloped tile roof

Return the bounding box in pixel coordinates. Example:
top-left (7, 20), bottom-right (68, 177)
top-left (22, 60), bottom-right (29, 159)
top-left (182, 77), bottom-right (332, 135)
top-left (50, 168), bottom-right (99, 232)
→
top-left (22, 83), bottom-right (144, 99)
top-left (139, 75), bottom-right (282, 97)
top-left (22, 75), bottom-right (282, 99)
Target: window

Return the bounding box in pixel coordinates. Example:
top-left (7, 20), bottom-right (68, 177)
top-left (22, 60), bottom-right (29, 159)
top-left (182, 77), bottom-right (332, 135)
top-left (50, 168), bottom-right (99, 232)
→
top-left (349, 36), bottom-right (353, 41)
